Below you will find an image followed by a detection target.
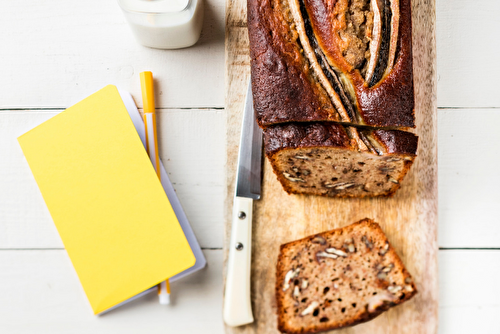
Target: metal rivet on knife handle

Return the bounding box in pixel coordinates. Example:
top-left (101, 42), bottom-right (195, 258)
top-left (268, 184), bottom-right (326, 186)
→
top-left (238, 211), bottom-right (246, 220)
top-left (235, 242), bottom-right (244, 251)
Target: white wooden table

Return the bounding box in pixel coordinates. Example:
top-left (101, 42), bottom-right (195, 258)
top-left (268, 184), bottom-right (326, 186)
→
top-left (0, 1), bottom-right (498, 333)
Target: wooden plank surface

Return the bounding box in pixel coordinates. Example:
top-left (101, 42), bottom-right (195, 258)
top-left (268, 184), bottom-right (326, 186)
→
top-left (438, 109), bottom-right (500, 247)
top-left (0, 249), bottom-right (495, 334)
top-left (0, 0), bottom-right (225, 109)
top-left (224, 0), bottom-right (438, 333)
top-left (0, 250), bottom-right (224, 334)
top-left (436, 0), bottom-right (500, 108)
top-left (438, 250), bottom-right (500, 333)
top-left (2, 0), bottom-right (499, 109)
top-left (0, 109), bottom-right (225, 249)
top-left (3, 108), bottom-right (500, 250)
top-left (0, 0), bottom-right (499, 332)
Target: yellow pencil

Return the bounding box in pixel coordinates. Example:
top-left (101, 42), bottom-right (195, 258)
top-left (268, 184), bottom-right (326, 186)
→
top-left (140, 71), bottom-right (171, 305)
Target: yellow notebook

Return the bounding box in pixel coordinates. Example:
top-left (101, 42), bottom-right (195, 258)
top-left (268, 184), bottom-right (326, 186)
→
top-left (18, 85), bottom-right (195, 314)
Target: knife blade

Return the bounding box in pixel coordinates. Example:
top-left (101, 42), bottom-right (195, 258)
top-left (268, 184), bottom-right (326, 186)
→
top-left (223, 80), bottom-right (262, 327)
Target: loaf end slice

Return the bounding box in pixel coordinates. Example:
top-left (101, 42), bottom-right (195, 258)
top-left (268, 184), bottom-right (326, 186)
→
top-left (276, 219), bottom-right (417, 333)
top-left (264, 123), bottom-right (418, 198)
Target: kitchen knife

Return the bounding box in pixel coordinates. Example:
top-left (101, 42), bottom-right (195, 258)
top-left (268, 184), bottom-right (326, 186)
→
top-left (223, 80), bottom-right (263, 327)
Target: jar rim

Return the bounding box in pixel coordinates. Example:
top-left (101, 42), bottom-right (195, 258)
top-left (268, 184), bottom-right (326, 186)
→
top-left (117, 0), bottom-right (191, 14)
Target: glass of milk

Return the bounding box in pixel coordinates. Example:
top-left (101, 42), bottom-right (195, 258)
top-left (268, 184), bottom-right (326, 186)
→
top-left (118, 0), bottom-right (204, 49)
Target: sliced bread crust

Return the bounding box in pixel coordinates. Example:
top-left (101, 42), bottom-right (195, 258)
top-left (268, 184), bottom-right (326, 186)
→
top-left (276, 219), bottom-right (417, 333)
top-left (264, 123), bottom-right (418, 198)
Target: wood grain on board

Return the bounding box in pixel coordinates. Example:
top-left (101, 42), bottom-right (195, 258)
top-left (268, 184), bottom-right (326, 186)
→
top-left (224, 0), bottom-right (438, 333)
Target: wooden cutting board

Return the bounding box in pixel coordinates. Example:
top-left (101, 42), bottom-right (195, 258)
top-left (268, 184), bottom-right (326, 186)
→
top-left (223, 0), bottom-right (438, 332)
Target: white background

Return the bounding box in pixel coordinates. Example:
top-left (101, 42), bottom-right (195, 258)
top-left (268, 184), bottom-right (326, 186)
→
top-left (0, 0), bottom-right (499, 333)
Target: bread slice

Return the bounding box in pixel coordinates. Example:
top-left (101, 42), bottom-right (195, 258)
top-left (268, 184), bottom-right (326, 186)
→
top-left (264, 122), bottom-right (417, 197)
top-left (276, 219), bottom-right (417, 333)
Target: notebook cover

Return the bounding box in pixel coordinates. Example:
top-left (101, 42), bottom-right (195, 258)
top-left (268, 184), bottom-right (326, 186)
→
top-left (18, 85), bottom-right (195, 314)
top-left (118, 89), bottom-right (206, 283)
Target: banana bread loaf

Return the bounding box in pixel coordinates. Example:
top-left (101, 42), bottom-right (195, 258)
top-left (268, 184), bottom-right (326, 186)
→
top-left (264, 122), bottom-right (417, 197)
top-left (276, 219), bottom-right (417, 333)
top-left (248, 0), bottom-right (414, 128)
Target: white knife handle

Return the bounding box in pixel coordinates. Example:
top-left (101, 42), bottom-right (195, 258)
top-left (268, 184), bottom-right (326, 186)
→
top-left (223, 196), bottom-right (254, 327)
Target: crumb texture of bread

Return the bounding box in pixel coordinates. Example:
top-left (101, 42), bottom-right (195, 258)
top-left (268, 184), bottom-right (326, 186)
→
top-left (276, 219), bottom-right (417, 333)
top-left (264, 123), bottom-right (417, 197)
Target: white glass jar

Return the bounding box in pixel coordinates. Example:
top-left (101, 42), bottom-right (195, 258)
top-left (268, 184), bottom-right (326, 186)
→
top-left (118, 0), bottom-right (204, 49)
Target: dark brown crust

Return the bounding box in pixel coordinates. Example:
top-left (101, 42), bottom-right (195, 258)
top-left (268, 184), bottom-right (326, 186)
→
top-left (303, 0), bottom-right (415, 127)
top-left (370, 128), bottom-right (419, 155)
top-left (301, 0), bottom-right (354, 74)
top-left (264, 122), bottom-right (353, 155)
top-left (248, 0), bottom-right (415, 128)
top-left (352, 0), bottom-right (415, 127)
top-left (264, 123), bottom-right (418, 157)
top-left (263, 123), bottom-right (417, 198)
top-left (248, 0), bottom-right (341, 126)
top-left (276, 219), bottom-right (418, 334)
